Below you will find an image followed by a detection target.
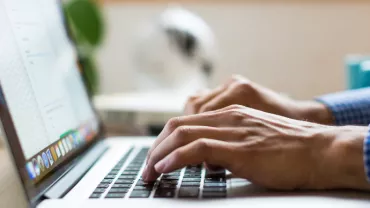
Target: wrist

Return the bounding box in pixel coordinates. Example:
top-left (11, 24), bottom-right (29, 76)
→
top-left (296, 101), bottom-right (334, 125)
top-left (311, 126), bottom-right (370, 190)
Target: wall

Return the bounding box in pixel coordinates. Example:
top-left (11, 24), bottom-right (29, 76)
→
top-left (97, 1), bottom-right (370, 99)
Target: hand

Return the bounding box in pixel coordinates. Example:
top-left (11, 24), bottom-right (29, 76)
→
top-left (185, 75), bottom-right (333, 125)
top-left (143, 105), bottom-right (370, 190)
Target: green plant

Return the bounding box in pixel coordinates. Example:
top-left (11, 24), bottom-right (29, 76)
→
top-left (63, 0), bottom-right (104, 96)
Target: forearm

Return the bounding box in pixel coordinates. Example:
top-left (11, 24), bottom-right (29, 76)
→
top-left (312, 126), bottom-right (370, 190)
top-left (296, 100), bottom-right (334, 125)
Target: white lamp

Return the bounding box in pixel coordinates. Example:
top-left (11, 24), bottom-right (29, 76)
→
top-left (132, 6), bottom-right (218, 96)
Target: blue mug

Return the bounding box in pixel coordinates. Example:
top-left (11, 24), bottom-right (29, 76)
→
top-left (346, 55), bottom-right (370, 89)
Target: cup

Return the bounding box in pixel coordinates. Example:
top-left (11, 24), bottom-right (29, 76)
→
top-left (346, 55), bottom-right (370, 89)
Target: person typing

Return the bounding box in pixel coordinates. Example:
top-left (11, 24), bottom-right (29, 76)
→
top-left (143, 75), bottom-right (370, 191)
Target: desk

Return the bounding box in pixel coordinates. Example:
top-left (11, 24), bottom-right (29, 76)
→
top-left (0, 144), bottom-right (29, 208)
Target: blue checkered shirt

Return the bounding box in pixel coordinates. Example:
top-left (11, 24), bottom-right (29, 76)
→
top-left (318, 87), bottom-right (370, 183)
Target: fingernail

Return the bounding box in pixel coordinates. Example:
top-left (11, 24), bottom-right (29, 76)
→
top-left (154, 159), bottom-right (167, 173)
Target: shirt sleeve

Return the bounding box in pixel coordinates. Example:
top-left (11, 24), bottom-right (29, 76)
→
top-left (317, 87), bottom-right (370, 182)
top-left (317, 87), bottom-right (370, 126)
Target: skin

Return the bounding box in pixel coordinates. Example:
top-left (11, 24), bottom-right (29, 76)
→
top-left (184, 75), bottom-right (334, 125)
top-left (142, 75), bottom-right (370, 191)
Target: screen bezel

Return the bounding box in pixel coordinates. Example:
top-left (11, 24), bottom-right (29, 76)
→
top-left (0, 1), bottom-right (106, 206)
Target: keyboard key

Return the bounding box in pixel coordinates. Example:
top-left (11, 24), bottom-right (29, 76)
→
top-left (89, 193), bottom-right (102, 199)
top-left (109, 170), bottom-right (120, 175)
top-left (183, 174), bottom-right (201, 178)
top-left (125, 167), bottom-right (141, 171)
top-left (136, 181), bottom-right (156, 186)
top-left (159, 180), bottom-right (178, 185)
top-left (129, 190), bottom-right (151, 198)
top-left (187, 164), bottom-right (202, 168)
top-left (158, 183), bottom-right (177, 189)
top-left (109, 188), bottom-right (130, 193)
top-left (105, 193), bottom-right (126, 198)
top-left (185, 168), bottom-right (201, 173)
top-left (203, 187), bottom-right (227, 192)
top-left (115, 162), bottom-right (125, 166)
top-left (97, 183), bottom-right (110, 188)
top-left (203, 183), bottom-right (226, 188)
top-left (112, 184), bottom-right (132, 188)
top-left (115, 179), bottom-right (135, 184)
top-left (205, 170), bottom-right (225, 178)
top-left (178, 187), bottom-right (199, 198)
top-left (204, 178), bottom-right (226, 183)
top-left (161, 175), bottom-right (179, 180)
top-left (104, 175), bottom-right (117, 179)
top-left (181, 182), bottom-right (201, 187)
top-left (119, 175), bottom-right (136, 180)
top-left (163, 172), bottom-right (181, 176)
top-left (93, 188), bottom-right (107, 193)
top-left (126, 164), bottom-right (143, 168)
top-left (133, 186), bottom-right (153, 191)
top-left (154, 189), bottom-right (176, 198)
top-left (101, 179), bottom-right (114, 184)
top-left (121, 171), bottom-right (139, 175)
top-left (127, 162), bottom-right (143, 165)
top-left (182, 178), bottom-right (201, 182)
top-left (202, 192), bottom-right (226, 198)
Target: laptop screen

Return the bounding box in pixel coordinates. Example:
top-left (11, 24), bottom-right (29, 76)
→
top-left (0, 0), bottom-right (99, 185)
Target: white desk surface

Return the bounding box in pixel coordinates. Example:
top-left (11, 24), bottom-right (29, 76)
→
top-left (93, 91), bottom-right (188, 114)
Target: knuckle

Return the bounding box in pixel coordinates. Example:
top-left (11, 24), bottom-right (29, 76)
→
top-left (228, 104), bottom-right (244, 110)
top-left (166, 117), bottom-right (182, 132)
top-left (187, 95), bottom-right (199, 102)
top-left (196, 139), bottom-right (210, 152)
top-left (227, 109), bottom-right (246, 122)
top-left (234, 81), bottom-right (255, 95)
top-left (191, 101), bottom-right (202, 111)
top-left (232, 128), bottom-right (249, 140)
top-left (175, 126), bottom-right (192, 139)
top-left (251, 119), bottom-right (265, 128)
top-left (200, 105), bottom-right (213, 112)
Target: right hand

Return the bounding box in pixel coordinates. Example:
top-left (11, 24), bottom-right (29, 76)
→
top-left (143, 105), bottom-right (370, 190)
top-left (185, 75), bottom-right (333, 125)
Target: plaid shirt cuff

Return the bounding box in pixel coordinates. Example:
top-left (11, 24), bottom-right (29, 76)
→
top-left (316, 87), bottom-right (370, 126)
top-left (365, 130), bottom-right (370, 182)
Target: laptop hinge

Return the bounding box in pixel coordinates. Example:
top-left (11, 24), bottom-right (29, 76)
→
top-left (44, 141), bottom-right (109, 199)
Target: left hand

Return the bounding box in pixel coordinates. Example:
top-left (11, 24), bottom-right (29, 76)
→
top-left (142, 105), bottom-right (369, 190)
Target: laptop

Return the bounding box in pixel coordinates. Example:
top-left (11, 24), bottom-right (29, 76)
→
top-left (1, 0), bottom-right (370, 208)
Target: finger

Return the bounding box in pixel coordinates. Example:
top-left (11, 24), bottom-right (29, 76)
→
top-left (185, 85), bottom-right (227, 115)
top-left (147, 114), bottom-right (220, 161)
top-left (154, 139), bottom-right (238, 174)
top-left (184, 89), bottom-right (211, 115)
top-left (198, 88), bottom-right (235, 113)
top-left (147, 104), bottom-right (246, 164)
top-left (204, 163), bottom-right (224, 171)
top-left (147, 104), bottom-right (246, 162)
top-left (144, 126), bottom-right (249, 181)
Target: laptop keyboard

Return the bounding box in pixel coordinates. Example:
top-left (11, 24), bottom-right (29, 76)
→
top-left (90, 147), bottom-right (227, 199)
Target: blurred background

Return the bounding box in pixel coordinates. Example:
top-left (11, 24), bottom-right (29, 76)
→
top-left (63, 0), bottom-right (370, 136)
